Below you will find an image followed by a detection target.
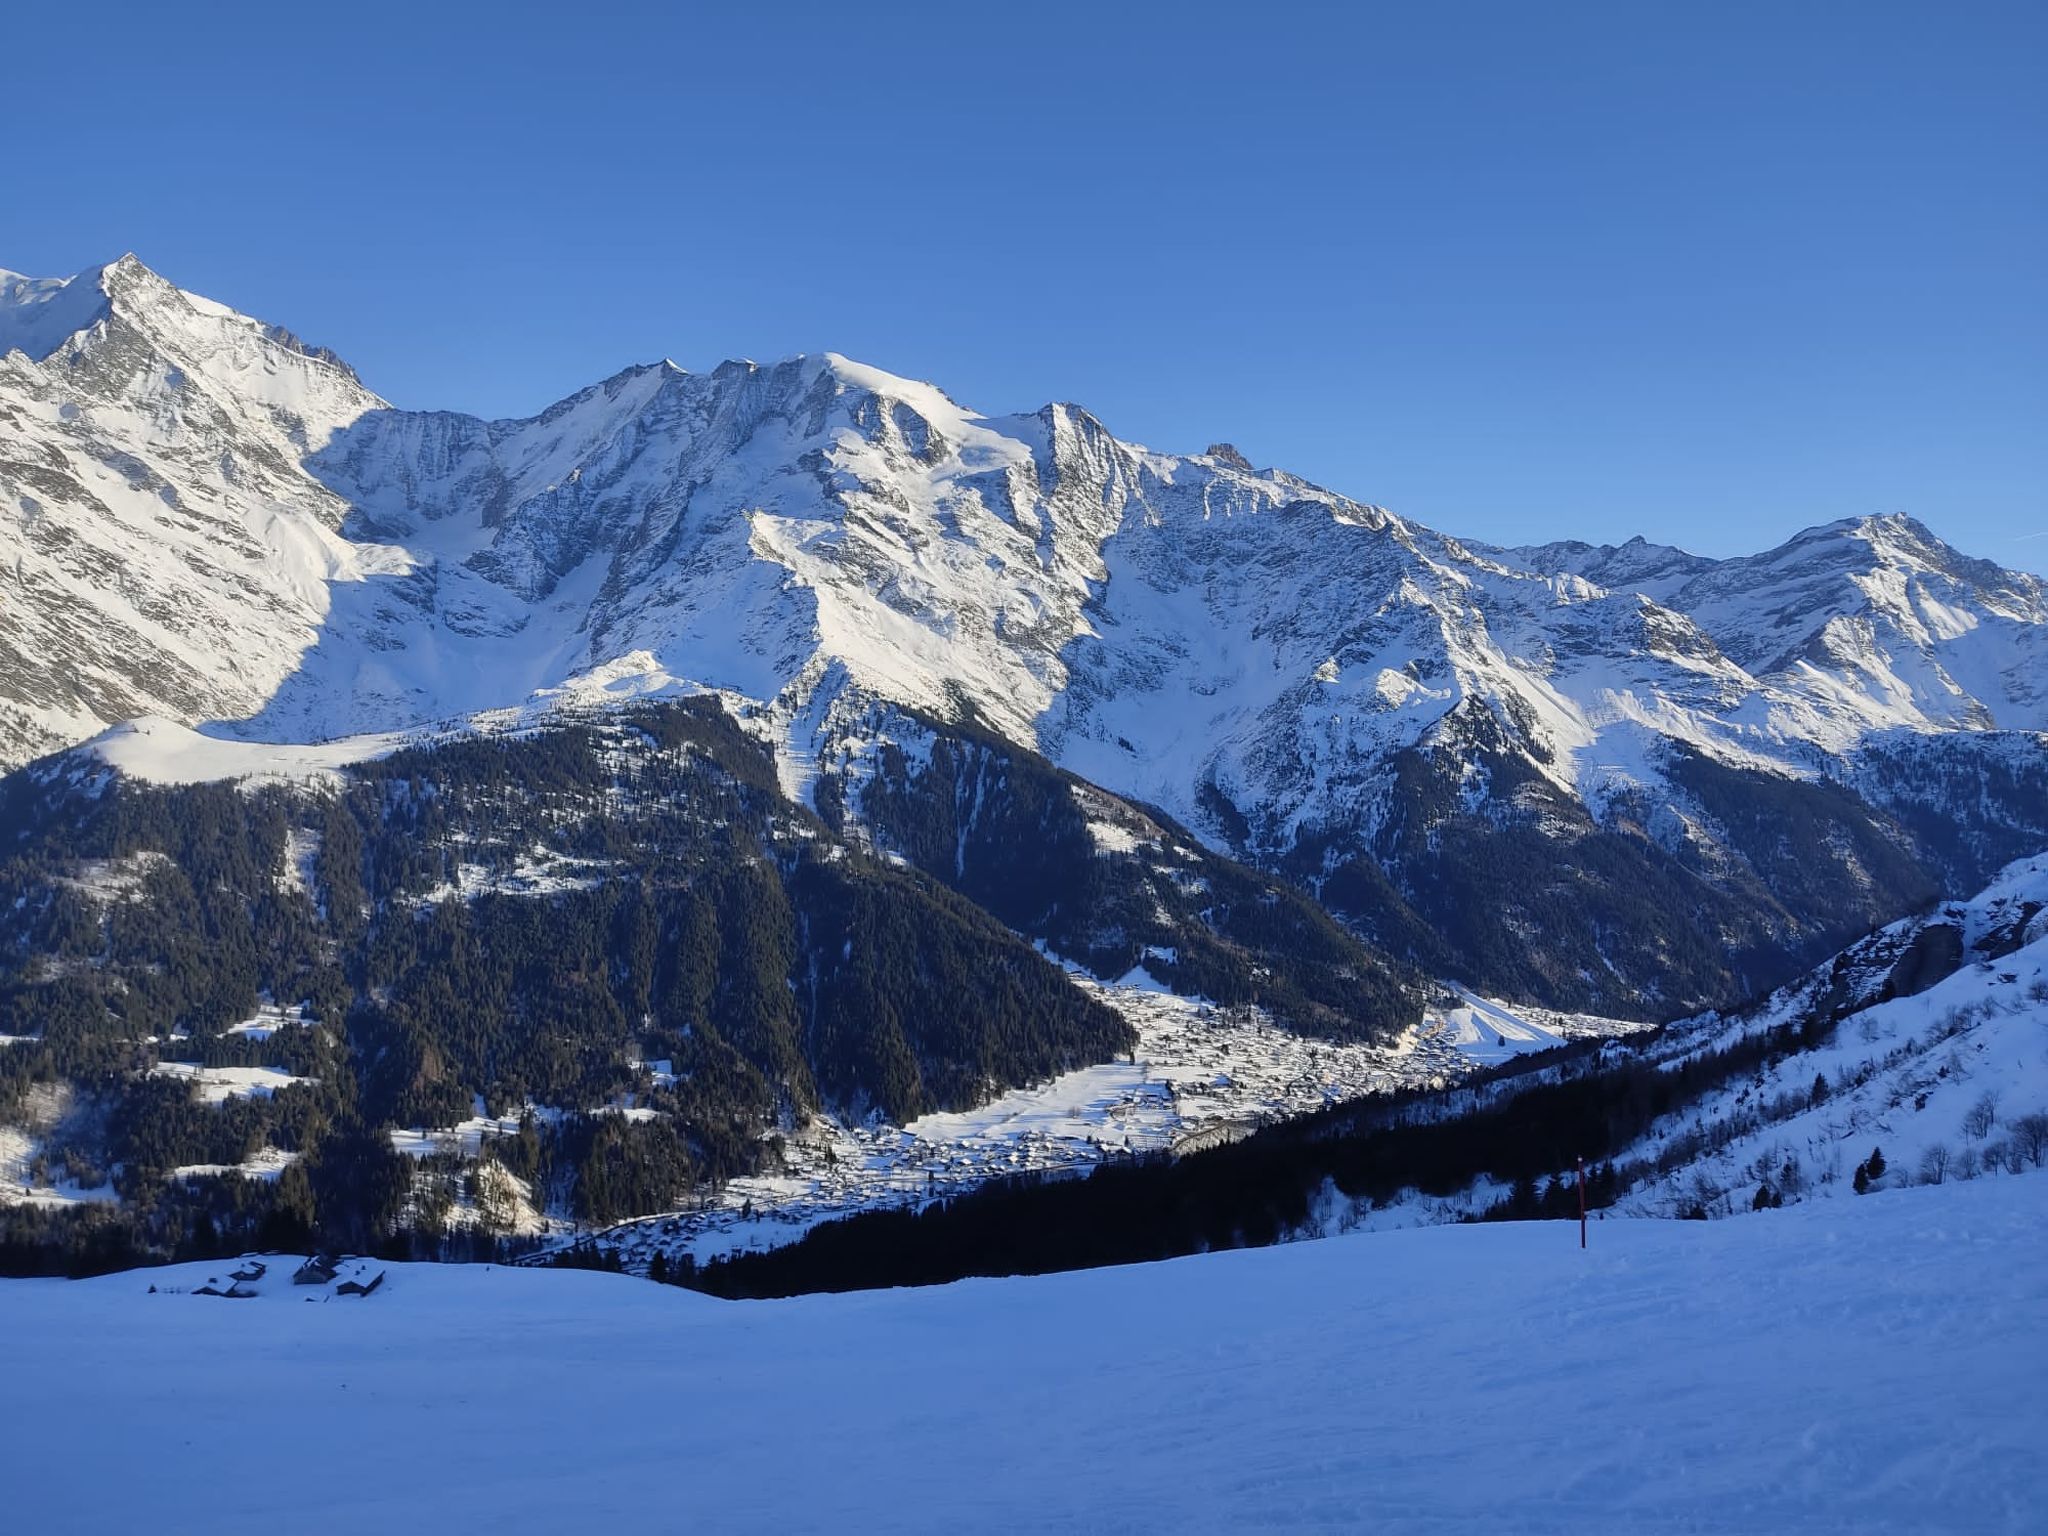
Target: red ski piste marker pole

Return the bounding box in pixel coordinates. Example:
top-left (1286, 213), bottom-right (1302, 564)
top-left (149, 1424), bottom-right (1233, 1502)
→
top-left (1577, 1155), bottom-right (1586, 1249)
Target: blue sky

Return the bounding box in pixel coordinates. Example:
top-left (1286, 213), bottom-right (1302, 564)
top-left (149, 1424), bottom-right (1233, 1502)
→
top-left (2, 1), bottom-right (2042, 569)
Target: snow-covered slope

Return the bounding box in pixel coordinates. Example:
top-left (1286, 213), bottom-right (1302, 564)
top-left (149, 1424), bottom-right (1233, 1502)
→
top-left (1341, 853), bottom-right (2048, 1233)
top-left (4, 1179), bottom-right (2040, 1535)
top-left (1613, 852), bottom-right (2048, 1217)
top-left (0, 256), bottom-right (387, 767)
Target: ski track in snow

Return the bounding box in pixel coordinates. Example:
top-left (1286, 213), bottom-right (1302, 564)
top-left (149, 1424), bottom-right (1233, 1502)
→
top-left (3, 1179), bottom-right (2040, 1535)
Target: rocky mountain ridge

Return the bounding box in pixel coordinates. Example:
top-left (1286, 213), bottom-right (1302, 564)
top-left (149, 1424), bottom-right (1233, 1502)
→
top-left (5, 255), bottom-right (2046, 1014)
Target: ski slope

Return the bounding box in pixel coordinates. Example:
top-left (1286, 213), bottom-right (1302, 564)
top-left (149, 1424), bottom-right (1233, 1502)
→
top-left (4, 1179), bottom-right (2040, 1534)
top-left (1425, 986), bottom-right (1647, 1066)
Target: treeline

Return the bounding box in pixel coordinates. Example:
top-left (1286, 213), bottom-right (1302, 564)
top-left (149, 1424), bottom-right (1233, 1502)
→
top-left (4, 1102), bottom-right (747, 1278)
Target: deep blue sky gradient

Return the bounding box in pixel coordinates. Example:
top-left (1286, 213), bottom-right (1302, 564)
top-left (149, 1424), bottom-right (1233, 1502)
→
top-left (2, 1), bottom-right (2042, 569)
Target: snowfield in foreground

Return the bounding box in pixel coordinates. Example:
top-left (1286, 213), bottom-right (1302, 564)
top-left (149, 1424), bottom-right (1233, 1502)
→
top-left (5, 1181), bottom-right (2041, 1534)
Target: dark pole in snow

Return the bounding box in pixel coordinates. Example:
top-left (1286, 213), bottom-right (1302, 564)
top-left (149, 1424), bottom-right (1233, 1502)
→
top-left (1577, 1156), bottom-right (1587, 1249)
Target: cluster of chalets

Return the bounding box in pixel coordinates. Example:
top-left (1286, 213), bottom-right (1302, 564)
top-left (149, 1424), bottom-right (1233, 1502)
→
top-left (147, 1253), bottom-right (386, 1299)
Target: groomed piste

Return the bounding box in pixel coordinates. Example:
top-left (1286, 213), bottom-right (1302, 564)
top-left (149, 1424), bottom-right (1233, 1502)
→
top-left (6, 1177), bottom-right (2041, 1534)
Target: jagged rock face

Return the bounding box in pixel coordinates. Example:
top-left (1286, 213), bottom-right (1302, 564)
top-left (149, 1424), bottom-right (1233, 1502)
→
top-left (0, 256), bottom-right (383, 766)
top-left (1883, 922), bottom-right (1965, 999)
top-left (3, 256), bottom-right (2046, 1011)
top-left (1507, 516), bottom-right (2048, 739)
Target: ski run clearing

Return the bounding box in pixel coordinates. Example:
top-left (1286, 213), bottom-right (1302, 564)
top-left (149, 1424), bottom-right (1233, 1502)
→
top-left (4, 1178), bottom-right (2040, 1534)
top-left (145, 1062), bottom-right (315, 1104)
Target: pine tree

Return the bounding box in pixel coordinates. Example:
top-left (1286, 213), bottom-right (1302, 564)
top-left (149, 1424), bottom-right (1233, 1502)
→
top-left (1509, 1173), bottom-right (1538, 1218)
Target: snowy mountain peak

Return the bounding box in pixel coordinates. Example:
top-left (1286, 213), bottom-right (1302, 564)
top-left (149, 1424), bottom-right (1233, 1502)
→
top-left (2, 254), bottom-right (374, 398)
top-left (98, 249), bottom-right (160, 294)
top-left (0, 260), bottom-right (115, 361)
top-left (1835, 509), bottom-right (1939, 546)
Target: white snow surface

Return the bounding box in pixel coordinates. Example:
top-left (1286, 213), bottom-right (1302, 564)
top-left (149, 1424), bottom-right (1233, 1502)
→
top-left (169, 1147), bottom-right (300, 1182)
top-left (0, 1121), bottom-right (117, 1209)
top-left (388, 1107), bottom-right (554, 1160)
top-left (222, 1001), bottom-right (310, 1041)
top-left (3, 1179), bottom-right (2040, 1534)
top-left (1426, 987), bottom-right (1646, 1066)
top-left (82, 716), bottom-right (408, 786)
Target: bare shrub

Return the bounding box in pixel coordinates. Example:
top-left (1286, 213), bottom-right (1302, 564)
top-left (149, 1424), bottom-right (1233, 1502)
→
top-left (1963, 1090), bottom-right (2000, 1140)
top-left (2012, 1112), bottom-right (2048, 1169)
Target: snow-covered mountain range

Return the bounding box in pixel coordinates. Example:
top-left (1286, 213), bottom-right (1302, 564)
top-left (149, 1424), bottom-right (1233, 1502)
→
top-left (5, 263), bottom-right (2041, 1531)
top-left (5, 255), bottom-right (2046, 1013)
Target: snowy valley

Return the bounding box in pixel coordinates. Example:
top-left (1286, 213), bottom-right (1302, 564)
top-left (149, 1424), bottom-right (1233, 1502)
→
top-left (550, 973), bottom-right (1652, 1272)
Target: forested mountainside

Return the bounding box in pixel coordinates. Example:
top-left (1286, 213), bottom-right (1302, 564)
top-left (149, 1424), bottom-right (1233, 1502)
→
top-left (0, 699), bottom-right (1418, 1273)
